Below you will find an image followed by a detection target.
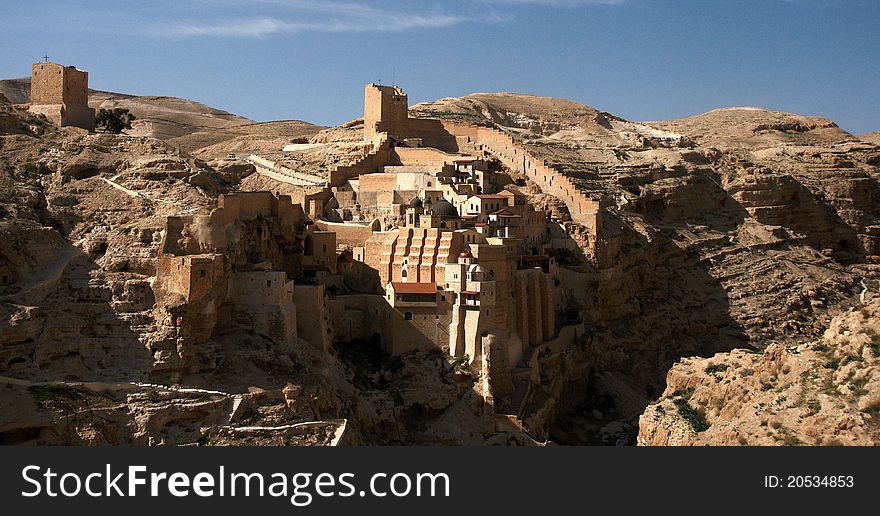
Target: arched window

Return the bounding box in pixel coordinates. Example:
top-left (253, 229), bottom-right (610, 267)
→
top-left (404, 312), bottom-right (414, 321)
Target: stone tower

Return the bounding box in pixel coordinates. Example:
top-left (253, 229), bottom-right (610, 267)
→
top-left (363, 83), bottom-right (408, 142)
top-left (29, 61), bottom-right (95, 131)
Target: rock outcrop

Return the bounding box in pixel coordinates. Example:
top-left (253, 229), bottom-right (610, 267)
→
top-left (638, 298), bottom-right (880, 445)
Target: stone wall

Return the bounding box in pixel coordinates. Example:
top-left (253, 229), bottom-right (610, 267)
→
top-left (439, 121), bottom-right (607, 231)
top-left (365, 227), bottom-right (460, 287)
top-left (329, 136), bottom-right (392, 187)
top-left (293, 285), bottom-right (329, 350)
top-left (391, 147), bottom-right (468, 168)
top-left (357, 83), bottom-right (606, 239)
top-left (511, 268), bottom-right (553, 349)
top-left (314, 220), bottom-right (376, 248)
top-left (357, 173), bottom-right (398, 195)
top-left (328, 295), bottom-right (387, 343)
top-left (178, 191), bottom-right (309, 255)
top-left (155, 254), bottom-right (226, 303)
top-left (229, 272), bottom-right (297, 345)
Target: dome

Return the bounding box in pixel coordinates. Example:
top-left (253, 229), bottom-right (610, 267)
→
top-left (337, 249), bottom-right (354, 264)
top-left (468, 264), bottom-right (485, 275)
top-left (408, 196), bottom-right (423, 208)
top-left (429, 198), bottom-right (459, 219)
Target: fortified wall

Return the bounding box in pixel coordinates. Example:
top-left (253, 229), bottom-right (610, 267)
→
top-left (29, 61), bottom-right (95, 131)
top-left (328, 138), bottom-right (392, 187)
top-left (437, 121), bottom-right (609, 233)
top-left (357, 84), bottom-right (607, 235)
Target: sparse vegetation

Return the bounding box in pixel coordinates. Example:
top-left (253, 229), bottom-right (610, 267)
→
top-left (674, 398), bottom-right (710, 433)
top-left (705, 363), bottom-right (729, 375)
top-left (30, 385), bottom-right (82, 402)
top-left (450, 354), bottom-right (470, 373)
top-left (670, 386), bottom-right (695, 399)
top-left (95, 108), bottom-right (136, 134)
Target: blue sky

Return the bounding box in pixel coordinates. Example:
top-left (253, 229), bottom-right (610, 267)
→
top-left (1, 0), bottom-right (878, 134)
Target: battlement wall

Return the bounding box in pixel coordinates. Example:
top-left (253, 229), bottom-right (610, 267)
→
top-left (439, 121), bottom-right (607, 231)
top-left (329, 137), bottom-right (392, 187)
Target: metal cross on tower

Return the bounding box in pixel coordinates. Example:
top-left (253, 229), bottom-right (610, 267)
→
top-left (43, 55), bottom-right (49, 62)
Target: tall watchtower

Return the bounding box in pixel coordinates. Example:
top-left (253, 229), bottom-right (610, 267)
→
top-left (363, 83), bottom-right (409, 142)
top-left (29, 61), bottom-right (95, 131)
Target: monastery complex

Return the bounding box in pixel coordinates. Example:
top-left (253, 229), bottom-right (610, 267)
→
top-left (153, 83), bottom-right (608, 402)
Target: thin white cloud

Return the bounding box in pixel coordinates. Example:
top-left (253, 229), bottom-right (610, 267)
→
top-left (481, 0), bottom-right (626, 5)
top-left (155, 1), bottom-right (474, 38)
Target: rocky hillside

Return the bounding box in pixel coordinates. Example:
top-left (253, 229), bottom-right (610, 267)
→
top-left (638, 298), bottom-right (880, 445)
top-left (0, 78), bottom-right (324, 157)
top-left (1, 84), bottom-right (878, 446)
top-left (415, 93), bottom-right (880, 444)
top-left (0, 95), bottom-right (496, 445)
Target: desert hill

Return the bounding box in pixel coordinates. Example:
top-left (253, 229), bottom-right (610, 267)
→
top-left (412, 92), bottom-right (619, 135)
top-left (647, 107), bottom-right (854, 149)
top-left (0, 77), bottom-right (325, 156)
top-left (861, 131), bottom-right (880, 146)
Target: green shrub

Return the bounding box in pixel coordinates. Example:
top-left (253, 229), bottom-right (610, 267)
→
top-left (95, 108), bottom-right (136, 134)
top-left (705, 363), bottom-right (729, 375)
top-left (670, 386), bottom-right (695, 400)
top-left (674, 398), bottom-right (710, 432)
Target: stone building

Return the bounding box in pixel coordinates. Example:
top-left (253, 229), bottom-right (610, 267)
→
top-left (29, 61), bottom-right (95, 130)
top-left (363, 84), bottom-right (409, 143)
top-left (330, 84), bottom-right (577, 373)
top-left (152, 191), bottom-right (342, 372)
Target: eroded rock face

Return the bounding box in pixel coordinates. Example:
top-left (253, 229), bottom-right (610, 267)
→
top-left (2, 90), bottom-right (880, 446)
top-left (638, 299), bottom-right (880, 446)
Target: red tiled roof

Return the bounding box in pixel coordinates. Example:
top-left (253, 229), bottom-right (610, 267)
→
top-left (390, 282), bottom-right (437, 294)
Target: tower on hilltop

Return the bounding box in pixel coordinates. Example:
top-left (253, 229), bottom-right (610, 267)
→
top-left (363, 83), bottom-right (409, 142)
top-left (29, 61), bottom-right (95, 131)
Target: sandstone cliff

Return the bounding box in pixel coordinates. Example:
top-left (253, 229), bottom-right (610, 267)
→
top-left (638, 298), bottom-right (880, 445)
top-left (413, 93), bottom-right (880, 444)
